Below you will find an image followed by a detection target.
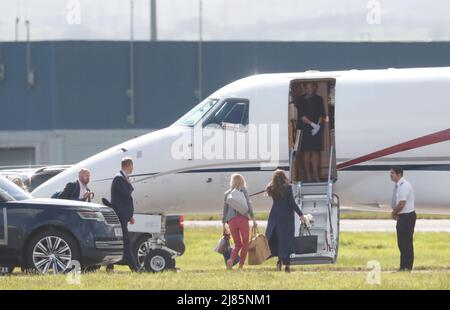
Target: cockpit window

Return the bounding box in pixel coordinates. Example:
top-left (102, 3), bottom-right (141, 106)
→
top-left (0, 177), bottom-right (32, 202)
top-left (174, 98), bottom-right (219, 127)
top-left (203, 99), bottom-right (249, 128)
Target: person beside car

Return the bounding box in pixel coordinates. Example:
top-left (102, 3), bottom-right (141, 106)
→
top-left (59, 168), bottom-right (93, 202)
top-left (106, 157), bottom-right (140, 273)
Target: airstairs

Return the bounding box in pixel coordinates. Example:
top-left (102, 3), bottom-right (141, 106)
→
top-left (290, 146), bottom-right (340, 265)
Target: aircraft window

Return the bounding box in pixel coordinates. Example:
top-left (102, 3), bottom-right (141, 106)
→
top-left (223, 104), bottom-right (247, 124)
top-left (203, 99), bottom-right (249, 128)
top-left (174, 98), bottom-right (219, 127)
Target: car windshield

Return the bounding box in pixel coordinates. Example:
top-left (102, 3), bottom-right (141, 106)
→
top-left (0, 177), bottom-right (33, 201)
top-left (174, 98), bottom-right (219, 126)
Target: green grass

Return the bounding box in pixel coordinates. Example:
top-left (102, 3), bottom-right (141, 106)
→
top-left (1, 228), bottom-right (449, 290)
top-left (184, 211), bottom-right (450, 221)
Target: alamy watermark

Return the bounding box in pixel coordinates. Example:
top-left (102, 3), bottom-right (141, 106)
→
top-left (366, 260), bottom-right (382, 285)
top-left (66, 260), bottom-right (82, 285)
top-left (66, 0), bottom-right (82, 25)
top-left (366, 0), bottom-right (382, 25)
top-left (170, 124), bottom-right (281, 168)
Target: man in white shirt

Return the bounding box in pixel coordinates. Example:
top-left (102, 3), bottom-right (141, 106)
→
top-left (390, 166), bottom-right (416, 271)
top-left (59, 168), bottom-right (93, 202)
top-left (78, 171), bottom-right (89, 200)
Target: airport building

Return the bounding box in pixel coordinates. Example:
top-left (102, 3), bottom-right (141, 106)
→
top-left (1, 41), bottom-right (450, 166)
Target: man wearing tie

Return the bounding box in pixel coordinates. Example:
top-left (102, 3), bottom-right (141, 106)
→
top-left (390, 166), bottom-right (416, 271)
top-left (107, 157), bottom-right (140, 272)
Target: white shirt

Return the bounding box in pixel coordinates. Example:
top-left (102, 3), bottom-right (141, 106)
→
top-left (121, 170), bottom-right (129, 180)
top-left (392, 177), bottom-right (415, 214)
top-left (78, 180), bottom-right (88, 200)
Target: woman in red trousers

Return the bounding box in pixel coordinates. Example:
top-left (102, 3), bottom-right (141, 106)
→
top-left (222, 174), bottom-right (257, 270)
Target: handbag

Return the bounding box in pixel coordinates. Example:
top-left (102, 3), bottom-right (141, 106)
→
top-left (226, 189), bottom-right (249, 215)
top-left (222, 247), bottom-right (240, 266)
top-left (215, 233), bottom-right (240, 265)
top-left (214, 234), bottom-right (230, 254)
top-left (293, 225), bottom-right (318, 255)
top-left (248, 227), bottom-right (271, 265)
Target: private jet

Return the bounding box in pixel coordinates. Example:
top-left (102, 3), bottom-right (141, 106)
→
top-left (32, 66), bottom-right (450, 264)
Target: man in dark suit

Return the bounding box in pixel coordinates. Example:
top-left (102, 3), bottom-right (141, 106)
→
top-left (107, 157), bottom-right (140, 272)
top-left (59, 168), bottom-right (93, 202)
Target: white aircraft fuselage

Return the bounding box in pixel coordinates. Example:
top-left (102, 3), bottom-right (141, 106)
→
top-left (32, 67), bottom-right (450, 214)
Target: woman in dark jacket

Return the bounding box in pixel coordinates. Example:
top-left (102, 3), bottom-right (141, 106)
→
top-left (265, 170), bottom-right (305, 272)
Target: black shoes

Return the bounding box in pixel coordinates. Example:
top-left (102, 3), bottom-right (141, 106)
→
top-left (276, 261), bottom-right (282, 271)
top-left (276, 261), bottom-right (291, 272)
top-left (397, 268), bottom-right (412, 272)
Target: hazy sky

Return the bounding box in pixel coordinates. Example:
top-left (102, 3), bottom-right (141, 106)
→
top-left (0, 0), bottom-right (449, 41)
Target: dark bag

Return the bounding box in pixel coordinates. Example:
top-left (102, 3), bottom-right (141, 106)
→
top-left (214, 234), bottom-right (230, 254)
top-left (223, 247), bottom-right (240, 266)
top-left (293, 225), bottom-right (318, 254)
top-left (51, 191), bottom-right (62, 199)
top-left (216, 233), bottom-right (240, 266)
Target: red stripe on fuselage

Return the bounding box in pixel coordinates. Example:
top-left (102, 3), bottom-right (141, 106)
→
top-left (337, 128), bottom-right (450, 170)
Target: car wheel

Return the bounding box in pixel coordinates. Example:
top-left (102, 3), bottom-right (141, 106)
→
top-left (143, 249), bottom-right (174, 273)
top-left (26, 230), bottom-right (80, 274)
top-left (0, 265), bottom-right (15, 275)
top-left (135, 236), bottom-right (152, 269)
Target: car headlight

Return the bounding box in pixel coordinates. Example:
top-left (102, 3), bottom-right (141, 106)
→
top-left (77, 211), bottom-right (105, 222)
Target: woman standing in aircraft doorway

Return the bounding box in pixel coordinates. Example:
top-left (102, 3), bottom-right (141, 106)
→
top-left (222, 174), bottom-right (257, 270)
top-left (295, 82), bottom-right (325, 182)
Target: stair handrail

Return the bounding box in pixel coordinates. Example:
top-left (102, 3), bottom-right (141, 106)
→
top-left (327, 145), bottom-right (334, 201)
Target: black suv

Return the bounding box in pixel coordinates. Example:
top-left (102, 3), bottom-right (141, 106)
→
top-left (0, 177), bottom-right (123, 274)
